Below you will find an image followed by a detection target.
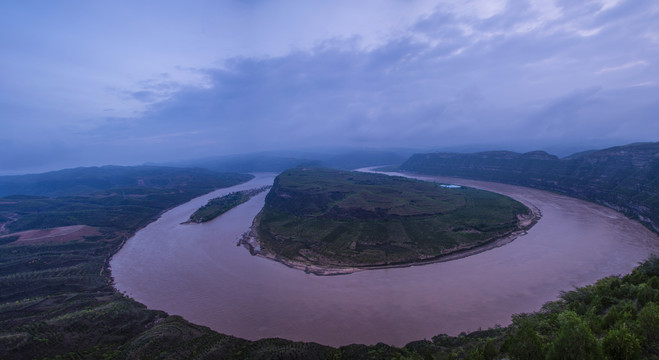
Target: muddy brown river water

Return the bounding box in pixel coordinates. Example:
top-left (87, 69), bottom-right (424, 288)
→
top-left (110, 172), bottom-right (659, 346)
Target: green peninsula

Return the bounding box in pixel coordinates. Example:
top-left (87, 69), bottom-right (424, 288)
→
top-left (250, 167), bottom-right (537, 274)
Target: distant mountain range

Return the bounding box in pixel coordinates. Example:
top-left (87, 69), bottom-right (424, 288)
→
top-left (2, 143), bottom-right (656, 233)
top-left (0, 166), bottom-right (251, 198)
top-left (400, 142), bottom-right (659, 233)
top-left (158, 149), bottom-right (411, 173)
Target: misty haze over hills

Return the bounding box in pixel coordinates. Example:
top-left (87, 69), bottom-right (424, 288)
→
top-left (2, 141), bottom-right (656, 235)
top-left (0, 142), bottom-right (621, 177)
top-left (0, 142), bottom-right (631, 177)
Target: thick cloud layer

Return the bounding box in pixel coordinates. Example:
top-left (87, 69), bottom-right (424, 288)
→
top-left (1, 0), bottom-right (657, 173)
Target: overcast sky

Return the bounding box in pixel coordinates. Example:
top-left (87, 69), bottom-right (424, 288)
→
top-left (1, 0), bottom-right (658, 174)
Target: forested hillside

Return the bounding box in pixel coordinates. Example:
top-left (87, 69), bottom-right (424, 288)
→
top-left (401, 142), bottom-right (659, 233)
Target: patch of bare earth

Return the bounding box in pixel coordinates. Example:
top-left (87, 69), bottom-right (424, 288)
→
top-left (0, 225), bottom-right (101, 244)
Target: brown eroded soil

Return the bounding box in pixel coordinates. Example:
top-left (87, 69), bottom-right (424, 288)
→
top-left (0, 225), bottom-right (100, 244)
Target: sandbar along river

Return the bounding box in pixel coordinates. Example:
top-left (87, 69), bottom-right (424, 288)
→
top-left (110, 172), bottom-right (659, 346)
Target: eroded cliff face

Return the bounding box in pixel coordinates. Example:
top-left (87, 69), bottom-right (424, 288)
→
top-left (401, 142), bottom-right (659, 233)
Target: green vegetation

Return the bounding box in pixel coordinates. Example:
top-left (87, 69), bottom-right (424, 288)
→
top-left (497, 257), bottom-right (659, 360)
top-left (1, 162), bottom-right (658, 359)
top-left (256, 167), bottom-right (533, 268)
top-left (187, 186), bottom-right (270, 223)
top-left (0, 167), bottom-right (254, 359)
top-left (401, 142), bottom-right (659, 234)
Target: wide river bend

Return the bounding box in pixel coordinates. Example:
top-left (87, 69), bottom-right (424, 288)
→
top-left (110, 172), bottom-right (659, 346)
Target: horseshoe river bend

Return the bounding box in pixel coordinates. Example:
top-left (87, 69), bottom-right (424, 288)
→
top-left (110, 172), bottom-right (659, 346)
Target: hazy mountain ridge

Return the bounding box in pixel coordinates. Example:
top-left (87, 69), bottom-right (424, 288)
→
top-left (401, 142), bottom-right (659, 233)
top-left (0, 165), bottom-right (252, 198)
top-left (159, 149), bottom-right (411, 173)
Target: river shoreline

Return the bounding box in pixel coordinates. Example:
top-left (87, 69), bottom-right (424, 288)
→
top-left (111, 172), bottom-right (659, 346)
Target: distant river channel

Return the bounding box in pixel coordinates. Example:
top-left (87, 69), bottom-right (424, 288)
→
top-left (110, 172), bottom-right (659, 346)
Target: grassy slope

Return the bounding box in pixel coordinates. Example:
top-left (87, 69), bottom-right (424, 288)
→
top-left (257, 167), bottom-right (531, 267)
